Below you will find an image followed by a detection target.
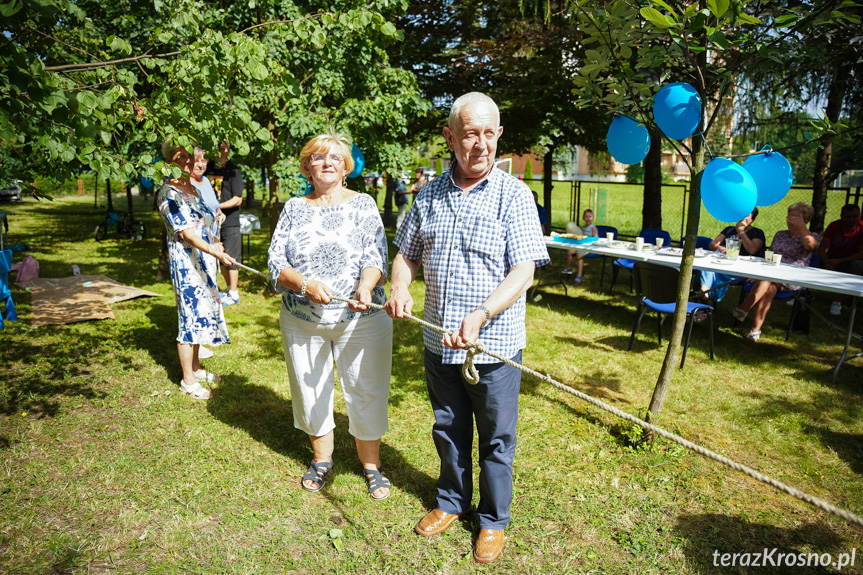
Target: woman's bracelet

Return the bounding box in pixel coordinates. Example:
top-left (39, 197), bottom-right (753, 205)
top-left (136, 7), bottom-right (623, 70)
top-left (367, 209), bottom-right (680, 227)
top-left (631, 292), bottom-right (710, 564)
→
top-left (300, 277), bottom-right (309, 297)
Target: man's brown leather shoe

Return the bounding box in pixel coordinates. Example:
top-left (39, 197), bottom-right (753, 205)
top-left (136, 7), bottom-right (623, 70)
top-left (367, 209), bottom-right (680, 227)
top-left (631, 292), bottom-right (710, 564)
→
top-left (414, 509), bottom-right (465, 537)
top-left (473, 529), bottom-right (505, 563)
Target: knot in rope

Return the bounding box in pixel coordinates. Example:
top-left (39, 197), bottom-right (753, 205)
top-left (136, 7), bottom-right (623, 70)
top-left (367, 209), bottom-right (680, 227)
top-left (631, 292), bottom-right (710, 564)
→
top-left (462, 342), bottom-right (485, 385)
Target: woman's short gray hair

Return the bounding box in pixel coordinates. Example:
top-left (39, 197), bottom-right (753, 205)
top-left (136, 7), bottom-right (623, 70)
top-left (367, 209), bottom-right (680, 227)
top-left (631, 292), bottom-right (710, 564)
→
top-left (788, 201), bottom-right (814, 223)
top-left (448, 92), bottom-right (499, 132)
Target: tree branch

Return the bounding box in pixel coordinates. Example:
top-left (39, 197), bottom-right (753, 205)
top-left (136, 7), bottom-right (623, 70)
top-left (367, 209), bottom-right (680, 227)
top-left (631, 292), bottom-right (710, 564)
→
top-left (238, 13), bottom-right (324, 34)
top-left (44, 51), bottom-right (180, 72)
top-left (28, 25), bottom-right (104, 64)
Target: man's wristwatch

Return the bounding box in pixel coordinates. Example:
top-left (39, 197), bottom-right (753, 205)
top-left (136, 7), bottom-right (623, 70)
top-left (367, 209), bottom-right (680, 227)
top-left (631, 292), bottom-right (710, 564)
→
top-left (476, 305), bottom-right (491, 328)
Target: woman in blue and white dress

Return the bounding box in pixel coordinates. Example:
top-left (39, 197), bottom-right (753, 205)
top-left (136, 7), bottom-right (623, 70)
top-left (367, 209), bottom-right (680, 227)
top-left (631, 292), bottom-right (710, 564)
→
top-left (268, 132), bottom-right (393, 501)
top-left (157, 143), bottom-right (235, 400)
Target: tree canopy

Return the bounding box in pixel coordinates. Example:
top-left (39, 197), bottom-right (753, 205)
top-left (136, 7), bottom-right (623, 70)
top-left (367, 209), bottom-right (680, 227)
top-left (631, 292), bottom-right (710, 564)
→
top-left (0, 0), bottom-right (427, 198)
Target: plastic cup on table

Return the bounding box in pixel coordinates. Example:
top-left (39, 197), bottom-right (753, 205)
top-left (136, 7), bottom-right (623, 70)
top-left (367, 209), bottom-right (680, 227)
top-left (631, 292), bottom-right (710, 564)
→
top-left (655, 237), bottom-right (664, 248)
top-left (772, 254), bottom-right (782, 266)
top-left (635, 237), bottom-right (644, 252)
top-left (764, 249), bottom-right (774, 263)
top-left (606, 232), bottom-right (614, 242)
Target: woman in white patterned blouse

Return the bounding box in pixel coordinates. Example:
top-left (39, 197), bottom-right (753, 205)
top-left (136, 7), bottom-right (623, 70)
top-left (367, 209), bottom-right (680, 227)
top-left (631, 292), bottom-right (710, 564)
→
top-left (267, 132), bottom-right (393, 501)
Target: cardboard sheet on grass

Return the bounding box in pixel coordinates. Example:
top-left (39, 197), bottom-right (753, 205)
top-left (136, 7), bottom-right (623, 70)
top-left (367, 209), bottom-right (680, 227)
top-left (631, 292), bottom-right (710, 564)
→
top-left (16, 275), bottom-right (160, 326)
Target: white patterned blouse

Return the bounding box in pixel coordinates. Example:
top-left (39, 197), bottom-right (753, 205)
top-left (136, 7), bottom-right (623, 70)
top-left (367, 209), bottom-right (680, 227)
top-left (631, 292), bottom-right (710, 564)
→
top-left (267, 192), bottom-right (388, 324)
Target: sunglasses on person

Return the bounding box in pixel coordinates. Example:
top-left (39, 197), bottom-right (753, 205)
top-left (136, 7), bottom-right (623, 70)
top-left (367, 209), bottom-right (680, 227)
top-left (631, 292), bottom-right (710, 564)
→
top-left (310, 153), bottom-right (345, 165)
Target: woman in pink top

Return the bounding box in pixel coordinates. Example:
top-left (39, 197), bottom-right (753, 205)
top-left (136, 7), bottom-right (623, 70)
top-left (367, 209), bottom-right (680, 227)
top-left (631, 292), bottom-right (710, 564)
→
top-left (727, 202), bottom-right (819, 342)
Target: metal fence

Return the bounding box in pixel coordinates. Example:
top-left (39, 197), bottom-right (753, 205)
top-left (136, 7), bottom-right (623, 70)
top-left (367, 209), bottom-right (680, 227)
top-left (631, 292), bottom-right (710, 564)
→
top-left (524, 178), bottom-right (863, 244)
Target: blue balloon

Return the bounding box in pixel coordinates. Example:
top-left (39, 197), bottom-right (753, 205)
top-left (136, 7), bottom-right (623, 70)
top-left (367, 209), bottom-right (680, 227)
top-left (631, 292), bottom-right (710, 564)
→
top-left (742, 151), bottom-right (793, 207)
top-left (347, 142), bottom-right (365, 179)
top-left (653, 82), bottom-right (702, 141)
top-left (606, 115), bottom-right (651, 165)
top-left (701, 158), bottom-right (758, 223)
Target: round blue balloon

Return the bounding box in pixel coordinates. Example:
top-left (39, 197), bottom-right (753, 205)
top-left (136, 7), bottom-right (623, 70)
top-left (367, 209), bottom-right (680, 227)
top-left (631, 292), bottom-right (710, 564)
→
top-left (701, 158), bottom-right (758, 223)
top-left (606, 115), bottom-right (651, 165)
top-left (347, 142), bottom-right (365, 179)
top-left (653, 82), bottom-right (702, 141)
top-left (742, 151), bottom-right (793, 207)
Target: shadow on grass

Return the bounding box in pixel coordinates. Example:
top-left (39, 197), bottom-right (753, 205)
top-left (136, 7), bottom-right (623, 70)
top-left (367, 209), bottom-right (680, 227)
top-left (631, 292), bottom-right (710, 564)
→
top-left (741, 389), bottom-right (863, 476)
top-left (205, 375), bottom-right (438, 513)
top-left (0, 330), bottom-right (111, 418)
top-left (675, 513), bottom-right (846, 574)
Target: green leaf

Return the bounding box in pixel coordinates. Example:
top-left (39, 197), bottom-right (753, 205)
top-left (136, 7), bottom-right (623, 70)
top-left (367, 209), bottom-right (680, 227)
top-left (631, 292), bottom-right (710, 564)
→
top-left (734, 13), bottom-right (758, 24)
top-left (707, 0), bottom-right (729, 18)
top-left (0, 0), bottom-right (24, 17)
top-left (579, 63), bottom-right (602, 76)
top-left (100, 130), bottom-right (112, 145)
top-left (774, 14), bottom-right (798, 27)
top-left (640, 7), bottom-right (673, 28)
top-left (585, 49), bottom-right (602, 62)
top-left (255, 127), bottom-right (270, 141)
top-left (708, 30), bottom-right (729, 49)
top-left (651, 0), bottom-right (677, 17)
top-left (77, 91), bottom-right (98, 111)
top-left (804, 131), bottom-right (814, 140)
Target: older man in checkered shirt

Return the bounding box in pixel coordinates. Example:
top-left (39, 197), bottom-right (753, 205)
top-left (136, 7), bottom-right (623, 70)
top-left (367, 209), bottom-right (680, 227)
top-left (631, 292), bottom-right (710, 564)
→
top-left (385, 92), bottom-right (549, 564)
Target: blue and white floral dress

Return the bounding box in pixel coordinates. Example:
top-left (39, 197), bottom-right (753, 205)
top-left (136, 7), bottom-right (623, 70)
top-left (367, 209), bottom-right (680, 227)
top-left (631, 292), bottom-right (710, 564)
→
top-left (267, 193), bottom-right (389, 323)
top-left (157, 182), bottom-right (230, 345)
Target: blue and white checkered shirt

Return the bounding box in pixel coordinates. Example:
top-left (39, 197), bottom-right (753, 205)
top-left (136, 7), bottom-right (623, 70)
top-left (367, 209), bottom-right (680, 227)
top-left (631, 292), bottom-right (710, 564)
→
top-left (394, 165), bottom-right (550, 364)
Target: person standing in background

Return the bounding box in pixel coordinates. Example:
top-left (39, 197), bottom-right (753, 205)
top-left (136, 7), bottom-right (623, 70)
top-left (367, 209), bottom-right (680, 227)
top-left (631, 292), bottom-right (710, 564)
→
top-left (206, 141), bottom-right (245, 305)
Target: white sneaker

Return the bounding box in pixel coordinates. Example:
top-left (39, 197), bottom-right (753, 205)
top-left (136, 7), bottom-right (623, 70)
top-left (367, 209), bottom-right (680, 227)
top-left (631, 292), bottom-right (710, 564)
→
top-left (198, 346), bottom-right (214, 359)
top-left (220, 291), bottom-right (240, 306)
top-left (830, 301), bottom-right (841, 316)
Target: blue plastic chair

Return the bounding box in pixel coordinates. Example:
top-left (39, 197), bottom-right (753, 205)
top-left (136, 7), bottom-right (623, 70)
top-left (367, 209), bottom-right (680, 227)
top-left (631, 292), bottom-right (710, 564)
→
top-left (680, 235), bottom-right (713, 250)
top-left (628, 261), bottom-right (714, 368)
top-left (0, 249), bottom-right (17, 329)
top-left (611, 229), bottom-right (673, 292)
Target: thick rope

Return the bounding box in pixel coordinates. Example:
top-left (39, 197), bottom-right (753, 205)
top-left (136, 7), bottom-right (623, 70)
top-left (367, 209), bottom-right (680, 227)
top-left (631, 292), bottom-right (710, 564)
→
top-left (327, 294), bottom-right (863, 529)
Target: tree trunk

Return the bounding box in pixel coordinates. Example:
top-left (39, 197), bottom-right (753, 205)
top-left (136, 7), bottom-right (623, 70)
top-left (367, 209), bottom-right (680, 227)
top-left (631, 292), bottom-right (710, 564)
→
top-left (646, 47), bottom-right (709, 421)
top-left (647, 146), bottom-right (704, 421)
top-left (94, 176), bottom-right (98, 208)
top-left (543, 147), bottom-right (554, 227)
top-left (126, 183), bottom-right (134, 215)
top-left (106, 179), bottom-right (113, 212)
top-left (268, 170), bottom-right (281, 236)
top-left (382, 171), bottom-right (396, 227)
top-left (642, 127), bottom-right (663, 229)
top-left (266, 119), bottom-right (280, 236)
top-left (245, 173), bottom-right (255, 209)
top-left (810, 64), bottom-right (847, 234)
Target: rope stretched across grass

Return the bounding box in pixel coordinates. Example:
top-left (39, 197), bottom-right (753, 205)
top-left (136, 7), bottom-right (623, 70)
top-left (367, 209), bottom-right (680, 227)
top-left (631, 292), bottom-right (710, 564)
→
top-left (237, 261), bottom-right (863, 528)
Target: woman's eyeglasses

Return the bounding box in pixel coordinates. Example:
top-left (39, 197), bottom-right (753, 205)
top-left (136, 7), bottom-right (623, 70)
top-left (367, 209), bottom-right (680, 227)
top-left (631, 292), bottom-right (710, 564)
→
top-left (310, 153), bottom-right (345, 165)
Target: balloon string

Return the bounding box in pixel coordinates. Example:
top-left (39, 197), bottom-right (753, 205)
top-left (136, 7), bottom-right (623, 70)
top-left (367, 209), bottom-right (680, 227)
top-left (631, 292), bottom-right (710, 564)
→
top-left (699, 133), bottom-right (714, 161)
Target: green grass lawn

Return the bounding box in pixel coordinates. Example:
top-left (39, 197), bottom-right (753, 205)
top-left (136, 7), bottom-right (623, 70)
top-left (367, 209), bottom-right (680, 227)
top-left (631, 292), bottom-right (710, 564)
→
top-left (1, 195), bottom-right (862, 574)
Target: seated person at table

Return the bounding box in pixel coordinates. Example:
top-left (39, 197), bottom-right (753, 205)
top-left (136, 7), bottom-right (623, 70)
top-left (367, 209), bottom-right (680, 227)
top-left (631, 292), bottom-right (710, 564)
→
top-left (697, 208), bottom-right (765, 303)
top-left (817, 203), bottom-right (863, 316)
top-left (562, 209), bottom-right (598, 285)
top-left (728, 202), bottom-right (818, 342)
